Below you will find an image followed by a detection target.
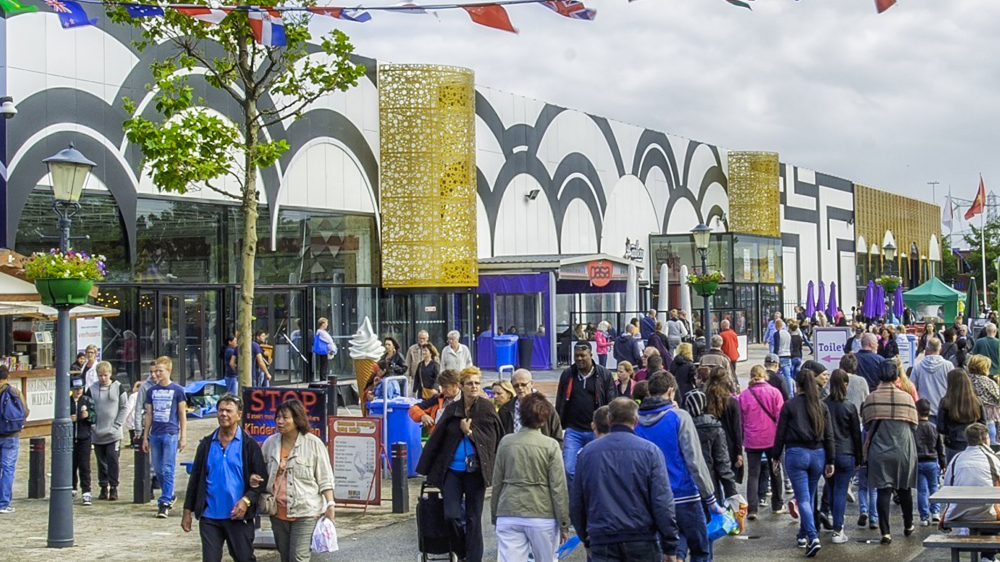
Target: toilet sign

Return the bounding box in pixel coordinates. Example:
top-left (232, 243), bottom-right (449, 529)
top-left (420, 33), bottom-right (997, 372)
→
top-left (813, 327), bottom-right (852, 372)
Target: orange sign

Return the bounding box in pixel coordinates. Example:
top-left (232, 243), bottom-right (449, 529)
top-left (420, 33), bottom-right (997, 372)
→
top-left (587, 260), bottom-right (612, 287)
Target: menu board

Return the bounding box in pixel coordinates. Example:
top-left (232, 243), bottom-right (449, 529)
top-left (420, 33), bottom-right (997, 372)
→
top-left (328, 416), bottom-right (382, 505)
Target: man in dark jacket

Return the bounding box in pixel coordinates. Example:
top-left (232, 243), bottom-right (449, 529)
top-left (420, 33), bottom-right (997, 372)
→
top-left (640, 310), bottom-right (657, 342)
top-left (764, 354), bottom-right (790, 401)
top-left (182, 395), bottom-right (267, 562)
top-left (498, 369), bottom-right (562, 444)
top-left (571, 397), bottom-right (678, 562)
top-left (556, 343), bottom-right (617, 488)
top-left (615, 325), bottom-right (642, 366)
top-left (855, 333), bottom-right (886, 391)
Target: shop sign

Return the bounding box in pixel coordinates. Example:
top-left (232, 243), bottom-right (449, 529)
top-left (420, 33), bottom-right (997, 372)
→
top-left (623, 238), bottom-right (645, 262)
top-left (586, 260), bottom-right (613, 287)
top-left (242, 387), bottom-right (328, 444)
top-left (742, 248), bottom-right (751, 280)
top-left (76, 317), bottom-right (102, 359)
top-left (767, 248), bottom-right (776, 282)
top-left (24, 375), bottom-right (56, 422)
top-left (329, 416), bottom-right (382, 505)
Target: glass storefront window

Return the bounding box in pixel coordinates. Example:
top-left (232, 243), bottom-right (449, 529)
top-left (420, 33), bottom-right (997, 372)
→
top-left (135, 198), bottom-right (232, 284)
top-left (313, 286), bottom-right (376, 378)
top-left (495, 294), bottom-right (541, 335)
top-left (650, 235), bottom-right (733, 284)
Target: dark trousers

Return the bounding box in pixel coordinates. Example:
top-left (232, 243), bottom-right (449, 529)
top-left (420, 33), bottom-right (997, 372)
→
top-left (591, 540), bottom-right (662, 562)
top-left (317, 354), bottom-right (329, 381)
top-left (72, 438), bottom-right (92, 494)
top-left (876, 487), bottom-right (913, 536)
top-left (199, 516), bottom-right (257, 562)
top-left (674, 501), bottom-right (711, 562)
top-left (442, 469), bottom-right (486, 562)
top-left (94, 442), bottom-right (120, 488)
top-left (746, 448), bottom-right (782, 513)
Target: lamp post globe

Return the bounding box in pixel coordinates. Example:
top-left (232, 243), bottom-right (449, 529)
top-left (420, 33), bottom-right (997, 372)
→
top-left (44, 143), bottom-right (95, 549)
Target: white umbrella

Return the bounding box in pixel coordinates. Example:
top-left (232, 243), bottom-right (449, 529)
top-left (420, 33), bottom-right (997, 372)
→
top-left (679, 264), bottom-right (692, 322)
top-left (625, 262), bottom-right (639, 314)
top-left (657, 263), bottom-right (669, 325)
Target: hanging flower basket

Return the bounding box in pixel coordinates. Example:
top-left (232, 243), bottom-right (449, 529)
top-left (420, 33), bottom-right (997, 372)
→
top-left (688, 271), bottom-right (724, 297)
top-left (22, 249), bottom-right (106, 306)
top-left (876, 275), bottom-right (902, 293)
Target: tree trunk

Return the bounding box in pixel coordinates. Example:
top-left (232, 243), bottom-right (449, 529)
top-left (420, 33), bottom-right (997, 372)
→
top-left (237, 40), bottom-right (259, 391)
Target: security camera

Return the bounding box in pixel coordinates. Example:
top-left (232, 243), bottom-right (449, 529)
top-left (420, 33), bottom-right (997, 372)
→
top-left (0, 97), bottom-right (16, 120)
top-left (525, 188), bottom-right (540, 201)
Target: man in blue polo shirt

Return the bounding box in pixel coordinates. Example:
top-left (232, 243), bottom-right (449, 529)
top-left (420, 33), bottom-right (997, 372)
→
top-left (182, 394), bottom-right (267, 562)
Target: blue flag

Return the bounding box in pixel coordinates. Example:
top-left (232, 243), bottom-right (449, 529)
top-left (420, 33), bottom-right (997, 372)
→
top-left (123, 4), bottom-right (164, 18)
top-left (45, 0), bottom-right (97, 27)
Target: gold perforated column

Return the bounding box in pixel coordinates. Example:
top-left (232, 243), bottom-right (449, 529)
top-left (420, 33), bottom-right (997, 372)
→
top-left (379, 64), bottom-right (477, 288)
top-left (727, 151), bottom-right (780, 237)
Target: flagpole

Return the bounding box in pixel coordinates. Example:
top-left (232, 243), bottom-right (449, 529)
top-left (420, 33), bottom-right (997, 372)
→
top-left (983, 199), bottom-right (989, 311)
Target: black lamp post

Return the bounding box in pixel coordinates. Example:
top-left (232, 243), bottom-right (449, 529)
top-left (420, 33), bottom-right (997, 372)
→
top-left (691, 223), bottom-right (713, 340)
top-left (884, 239), bottom-right (897, 323)
top-left (43, 143), bottom-right (95, 548)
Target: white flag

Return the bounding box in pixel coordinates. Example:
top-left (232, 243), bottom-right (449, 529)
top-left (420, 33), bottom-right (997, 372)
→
top-left (943, 189), bottom-right (954, 233)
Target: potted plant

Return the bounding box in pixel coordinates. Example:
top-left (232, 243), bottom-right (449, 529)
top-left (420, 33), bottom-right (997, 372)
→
top-left (876, 275), bottom-right (902, 293)
top-left (23, 249), bottom-right (106, 306)
top-left (687, 271), bottom-right (725, 297)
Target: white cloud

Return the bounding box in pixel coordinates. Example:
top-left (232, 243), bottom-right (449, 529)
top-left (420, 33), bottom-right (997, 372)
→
top-left (310, 0), bottom-right (1000, 206)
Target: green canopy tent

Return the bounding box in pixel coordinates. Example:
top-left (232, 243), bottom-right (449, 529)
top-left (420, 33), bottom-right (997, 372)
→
top-left (902, 277), bottom-right (967, 324)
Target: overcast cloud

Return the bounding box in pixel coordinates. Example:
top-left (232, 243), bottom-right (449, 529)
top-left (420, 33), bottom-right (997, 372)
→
top-left (311, 0), bottom-right (1000, 211)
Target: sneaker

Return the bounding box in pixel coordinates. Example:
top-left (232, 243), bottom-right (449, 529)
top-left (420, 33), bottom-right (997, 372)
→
top-left (806, 538), bottom-right (822, 557)
top-left (98, 486), bottom-right (108, 501)
top-left (788, 500), bottom-right (799, 520)
top-left (880, 535), bottom-right (892, 545)
top-left (870, 519), bottom-right (879, 530)
top-left (759, 497), bottom-right (768, 507)
top-left (748, 513), bottom-right (758, 521)
top-left (847, 489), bottom-right (857, 503)
top-left (0, 506), bottom-right (14, 514)
top-left (156, 504), bottom-right (169, 518)
top-left (920, 519), bottom-right (929, 527)
top-left (904, 525), bottom-right (915, 537)
top-left (773, 505), bottom-right (788, 515)
top-left (82, 493), bottom-right (92, 506)
top-left (932, 512), bottom-right (941, 522)
top-left (857, 513), bottom-right (868, 528)
top-left (818, 511), bottom-right (833, 531)
top-left (832, 531), bottom-right (849, 544)
top-left (797, 538), bottom-right (808, 548)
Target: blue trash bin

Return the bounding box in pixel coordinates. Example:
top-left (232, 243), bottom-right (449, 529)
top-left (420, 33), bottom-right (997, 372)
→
top-left (494, 335), bottom-right (519, 369)
top-left (367, 397), bottom-right (422, 476)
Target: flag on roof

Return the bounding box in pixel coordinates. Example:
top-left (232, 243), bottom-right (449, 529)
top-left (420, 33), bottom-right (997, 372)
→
top-left (875, 0), bottom-right (897, 13)
top-left (248, 9), bottom-right (286, 46)
top-left (0, 0), bottom-right (38, 16)
top-left (462, 4), bottom-right (516, 33)
top-left (174, 6), bottom-right (230, 25)
top-left (307, 7), bottom-right (372, 22)
top-left (45, 0), bottom-right (97, 27)
top-left (542, 0), bottom-right (596, 21)
top-left (123, 3), bottom-right (164, 18)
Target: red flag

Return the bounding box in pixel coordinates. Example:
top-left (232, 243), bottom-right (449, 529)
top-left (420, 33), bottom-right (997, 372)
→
top-left (462, 4), bottom-right (516, 33)
top-left (175, 7), bottom-right (230, 25)
top-left (875, 0), bottom-right (897, 14)
top-left (966, 175), bottom-right (987, 220)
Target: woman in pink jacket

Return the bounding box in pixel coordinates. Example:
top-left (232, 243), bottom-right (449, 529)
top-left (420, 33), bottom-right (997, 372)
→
top-left (595, 321), bottom-right (612, 367)
top-left (739, 365), bottom-right (786, 520)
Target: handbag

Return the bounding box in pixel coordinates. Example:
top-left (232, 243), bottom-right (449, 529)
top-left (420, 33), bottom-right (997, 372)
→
top-left (259, 492), bottom-right (277, 516)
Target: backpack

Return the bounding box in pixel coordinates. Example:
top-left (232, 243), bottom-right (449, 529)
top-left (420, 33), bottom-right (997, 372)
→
top-left (313, 333), bottom-right (329, 356)
top-left (0, 386), bottom-right (26, 435)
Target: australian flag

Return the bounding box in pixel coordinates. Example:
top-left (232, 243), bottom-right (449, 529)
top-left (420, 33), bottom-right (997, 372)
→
top-left (45, 0), bottom-right (97, 27)
top-left (542, 0), bottom-right (596, 21)
top-left (123, 4), bottom-right (164, 18)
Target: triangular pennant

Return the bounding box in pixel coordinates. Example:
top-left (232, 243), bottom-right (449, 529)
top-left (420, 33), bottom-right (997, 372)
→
top-left (174, 6), bottom-right (229, 25)
top-left (875, 0), bottom-right (897, 14)
top-left (462, 4), bottom-right (516, 33)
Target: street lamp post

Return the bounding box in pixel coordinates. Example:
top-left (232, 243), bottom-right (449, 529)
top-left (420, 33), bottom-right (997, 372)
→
top-left (884, 240), bottom-right (897, 323)
top-left (691, 223), bottom-right (713, 341)
top-left (43, 144), bottom-right (95, 548)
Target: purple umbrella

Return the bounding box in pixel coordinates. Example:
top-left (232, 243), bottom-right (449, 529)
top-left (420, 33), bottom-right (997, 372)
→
top-left (893, 284), bottom-right (904, 320)
top-left (805, 281), bottom-right (816, 317)
top-left (827, 281), bottom-right (838, 321)
top-left (817, 282), bottom-right (826, 314)
top-left (864, 281), bottom-right (875, 319)
top-left (874, 285), bottom-right (886, 318)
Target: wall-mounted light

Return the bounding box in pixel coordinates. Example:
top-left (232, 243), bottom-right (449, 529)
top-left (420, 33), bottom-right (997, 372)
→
top-left (525, 188), bottom-right (540, 201)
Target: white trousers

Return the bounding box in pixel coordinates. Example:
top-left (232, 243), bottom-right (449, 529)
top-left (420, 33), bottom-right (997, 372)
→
top-left (496, 517), bottom-right (559, 562)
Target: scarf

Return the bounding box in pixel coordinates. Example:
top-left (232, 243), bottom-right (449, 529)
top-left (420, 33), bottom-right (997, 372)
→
top-left (861, 382), bottom-right (918, 426)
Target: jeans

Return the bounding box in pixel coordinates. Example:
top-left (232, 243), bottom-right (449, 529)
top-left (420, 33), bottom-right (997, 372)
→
top-left (442, 469), bottom-right (486, 562)
top-left (94, 441), bottom-right (121, 488)
top-left (224, 376), bottom-right (238, 396)
top-left (990, 422), bottom-right (998, 445)
top-left (917, 461), bottom-right (942, 520)
top-left (148, 432), bottom-right (178, 506)
top-left (791, 357), bottom-right (803, 380)
top-left (857, 465), bottom-right (879, 522)
top-left (877, 487), bottom-right (913, 536)
top-left (0, 436), bottom-right (18, 509)
top-left (829, 454), bottom-right (856, 531)
top-left (785, 447), bottom-right (825, 541)
top-left (780, 358), bottom-right (795, 396)
top-left (674, 501), bottom-right (711, 562)
top-left (270, 515), bottom-right (316, 562)
top-left (598, 354), bottom-right (608, 368)
top-left (496, 517), bottom-right (558, 562)
top-left (746, 448), bottom-right (782, 513)
top-left (563, 428), bottom-right (596, 491)
top-left (200, 517), bottom-right (256, 562)
top-left (591, 540), bottom-right (662, 562)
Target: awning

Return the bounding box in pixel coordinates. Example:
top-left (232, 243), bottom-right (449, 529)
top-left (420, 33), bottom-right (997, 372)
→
top-left (0, 301), bottom-right (120, 320)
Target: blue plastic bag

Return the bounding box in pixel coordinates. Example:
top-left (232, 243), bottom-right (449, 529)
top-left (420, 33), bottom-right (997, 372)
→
top-left (556, 535), bottom-right (581, 559)
top-left (707, 509), bottom-right (738, 541)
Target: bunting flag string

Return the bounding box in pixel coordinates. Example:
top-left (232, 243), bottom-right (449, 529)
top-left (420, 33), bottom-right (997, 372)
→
top-left (4, 0), bottom-right (904, 40)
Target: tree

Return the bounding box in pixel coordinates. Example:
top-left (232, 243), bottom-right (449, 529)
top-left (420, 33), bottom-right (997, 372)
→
top-left (940, 234), bottom-right (959, 285)
top-left (109, 5), bottom-right (365, 388)
top-left (962, 214), bottom-right (1000, 304)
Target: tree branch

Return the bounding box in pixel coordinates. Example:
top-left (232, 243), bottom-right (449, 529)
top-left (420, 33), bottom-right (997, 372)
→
top-left (166, 34), bottom-right (245, 105)
top-left (201, 180), bottom-right (241, 200)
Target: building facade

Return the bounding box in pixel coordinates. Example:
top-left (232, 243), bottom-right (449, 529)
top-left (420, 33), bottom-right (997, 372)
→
top-left (1, 10), bottom-right (941, 383)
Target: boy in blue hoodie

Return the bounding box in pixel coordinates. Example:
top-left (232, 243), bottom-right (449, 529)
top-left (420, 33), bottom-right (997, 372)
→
top-left (635, 371), bottom-right (725, 562)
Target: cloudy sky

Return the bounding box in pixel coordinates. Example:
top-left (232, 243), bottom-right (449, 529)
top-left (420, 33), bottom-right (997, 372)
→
top-left (312, 0), bottom-right (999, 220)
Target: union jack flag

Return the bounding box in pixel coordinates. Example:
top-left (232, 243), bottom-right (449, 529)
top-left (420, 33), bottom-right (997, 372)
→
top-left (542, 0), bottom-right (596, 21)
top-left (45, 0), bottom-right (70, 13)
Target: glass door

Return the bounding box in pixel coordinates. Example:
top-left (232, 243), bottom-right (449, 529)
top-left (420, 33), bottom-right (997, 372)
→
top-left (252, 289), bottom-right (306, 385)
top-left (138, 289), bottom-right (219, 385)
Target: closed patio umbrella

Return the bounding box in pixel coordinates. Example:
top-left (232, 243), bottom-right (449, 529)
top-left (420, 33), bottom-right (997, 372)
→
top-left (968, 276), bottom-right (980, 322)
top-left (827, 282), bottom-right (838, 321)
top-left (864, 281), bottom-right (875, 319)
top-left (893, 284), bottom-right (905, 321)
top-left (805, 281), bottom-right (816, 317)
top-left (817, 282), bottom-right (826, 315)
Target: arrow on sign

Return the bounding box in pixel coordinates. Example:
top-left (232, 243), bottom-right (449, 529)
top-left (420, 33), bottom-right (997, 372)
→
top-left (822, 355), bottom-right (843, 363)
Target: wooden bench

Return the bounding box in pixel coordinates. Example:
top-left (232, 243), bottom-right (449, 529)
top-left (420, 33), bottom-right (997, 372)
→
top-left (924, 534), bottom-right (1000, 562)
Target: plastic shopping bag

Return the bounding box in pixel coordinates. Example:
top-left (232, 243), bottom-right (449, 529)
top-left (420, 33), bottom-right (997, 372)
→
top-left (556, 535), bottom-right (581, 560)
top-left (707, 509), bottom-right (739, 541)
top-left (311, 516), bottom-right (339, 554)
top-left (726, 494), bottom-right (748, 535)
